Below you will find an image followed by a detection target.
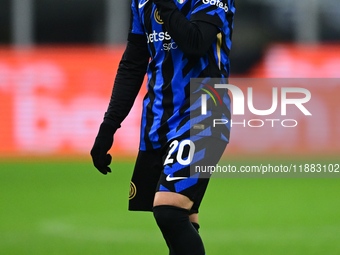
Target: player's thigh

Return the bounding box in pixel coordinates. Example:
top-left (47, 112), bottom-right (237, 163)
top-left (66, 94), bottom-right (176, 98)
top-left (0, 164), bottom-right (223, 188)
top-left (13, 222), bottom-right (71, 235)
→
top-left (189, 213), bottom-right (198, 223)
top-left (153, 191), bottom-right (194, 210)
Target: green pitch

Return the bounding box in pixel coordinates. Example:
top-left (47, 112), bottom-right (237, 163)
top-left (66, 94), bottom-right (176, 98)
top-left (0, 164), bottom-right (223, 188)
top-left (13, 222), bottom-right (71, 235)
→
top-left (1, 158), bottom-right (339, 255)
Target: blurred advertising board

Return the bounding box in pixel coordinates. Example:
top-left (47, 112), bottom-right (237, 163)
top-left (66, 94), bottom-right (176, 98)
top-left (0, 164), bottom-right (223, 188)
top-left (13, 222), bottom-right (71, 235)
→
top-left (0, 45), bottom-right (339, 158)
top-left (0, 46), bottom-right (143, 157)
top-left (250, 44), bottom-right (340, 78)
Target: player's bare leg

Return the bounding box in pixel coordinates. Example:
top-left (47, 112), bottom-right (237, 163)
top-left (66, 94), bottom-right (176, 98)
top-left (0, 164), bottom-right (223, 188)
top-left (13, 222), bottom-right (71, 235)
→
top-left (153, 191), bottom-right (205, 255)
top-left (189, 213), bottom-right (198, 224)
top-left (154, 191), bottom-right (193, 209)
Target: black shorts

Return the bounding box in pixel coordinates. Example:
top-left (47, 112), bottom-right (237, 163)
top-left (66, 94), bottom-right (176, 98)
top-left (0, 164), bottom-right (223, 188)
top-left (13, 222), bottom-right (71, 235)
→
top-left (128, 135), bottom-right (227, 214)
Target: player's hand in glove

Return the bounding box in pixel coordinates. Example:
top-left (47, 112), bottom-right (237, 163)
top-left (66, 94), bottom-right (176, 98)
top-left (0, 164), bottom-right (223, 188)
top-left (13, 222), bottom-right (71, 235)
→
top-left (90, 123), bottom-right (115, 175)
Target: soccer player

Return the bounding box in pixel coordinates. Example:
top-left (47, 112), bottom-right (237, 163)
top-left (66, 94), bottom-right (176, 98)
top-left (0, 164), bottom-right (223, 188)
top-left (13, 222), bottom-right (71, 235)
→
top-left (91, 0), bottom-right (235, 254)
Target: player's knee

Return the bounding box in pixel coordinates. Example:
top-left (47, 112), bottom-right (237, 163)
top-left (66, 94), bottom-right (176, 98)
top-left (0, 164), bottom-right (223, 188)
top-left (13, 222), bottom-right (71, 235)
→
top-left (153, 205), bottom-right (189, 230)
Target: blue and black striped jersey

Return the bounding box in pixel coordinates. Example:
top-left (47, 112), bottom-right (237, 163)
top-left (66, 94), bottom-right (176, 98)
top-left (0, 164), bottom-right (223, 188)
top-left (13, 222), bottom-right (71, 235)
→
top-left (129, 0), bottom-right (235, 150)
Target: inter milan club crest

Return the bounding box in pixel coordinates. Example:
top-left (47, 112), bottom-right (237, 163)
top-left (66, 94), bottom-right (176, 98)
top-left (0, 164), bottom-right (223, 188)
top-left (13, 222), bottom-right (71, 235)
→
top-left (177, 0), bottom-right (185, 4)
top-left (129, 181), bottom-right (137, 200)
top-left (154, 9), bottom-right (164, 24)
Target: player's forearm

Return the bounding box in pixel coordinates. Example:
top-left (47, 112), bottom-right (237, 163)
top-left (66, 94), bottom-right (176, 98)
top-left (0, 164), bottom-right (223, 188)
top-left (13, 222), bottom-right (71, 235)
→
top-left (103, 33), bottom-right (149, 132)
top-left (153, 0), bottom-right (219, 59)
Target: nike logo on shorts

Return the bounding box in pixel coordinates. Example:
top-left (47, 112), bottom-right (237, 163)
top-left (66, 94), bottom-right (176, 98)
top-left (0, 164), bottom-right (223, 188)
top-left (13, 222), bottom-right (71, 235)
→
top-left (138, 0), bottom-right (149, 8)
top-left (166, 174), bottom-right (187, 182)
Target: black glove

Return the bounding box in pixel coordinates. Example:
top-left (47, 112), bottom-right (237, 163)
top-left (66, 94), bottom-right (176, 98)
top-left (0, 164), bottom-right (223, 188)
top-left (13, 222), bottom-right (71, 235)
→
top-left (90, 123), bottom-right (115, 175)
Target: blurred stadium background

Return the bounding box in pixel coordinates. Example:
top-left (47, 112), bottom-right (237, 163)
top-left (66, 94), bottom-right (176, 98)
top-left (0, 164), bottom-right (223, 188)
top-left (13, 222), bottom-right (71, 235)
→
top-left (1, 0), bottom-right (340, 254)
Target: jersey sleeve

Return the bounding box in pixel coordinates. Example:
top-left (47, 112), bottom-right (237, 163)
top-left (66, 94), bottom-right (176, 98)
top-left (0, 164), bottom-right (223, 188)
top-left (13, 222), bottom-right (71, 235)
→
top-left (102, 0), bottom-right (149, 131)
top-left (190, 0), bottom-right (232, 29)
top-left (130, 0), bottom-right (145, 35)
